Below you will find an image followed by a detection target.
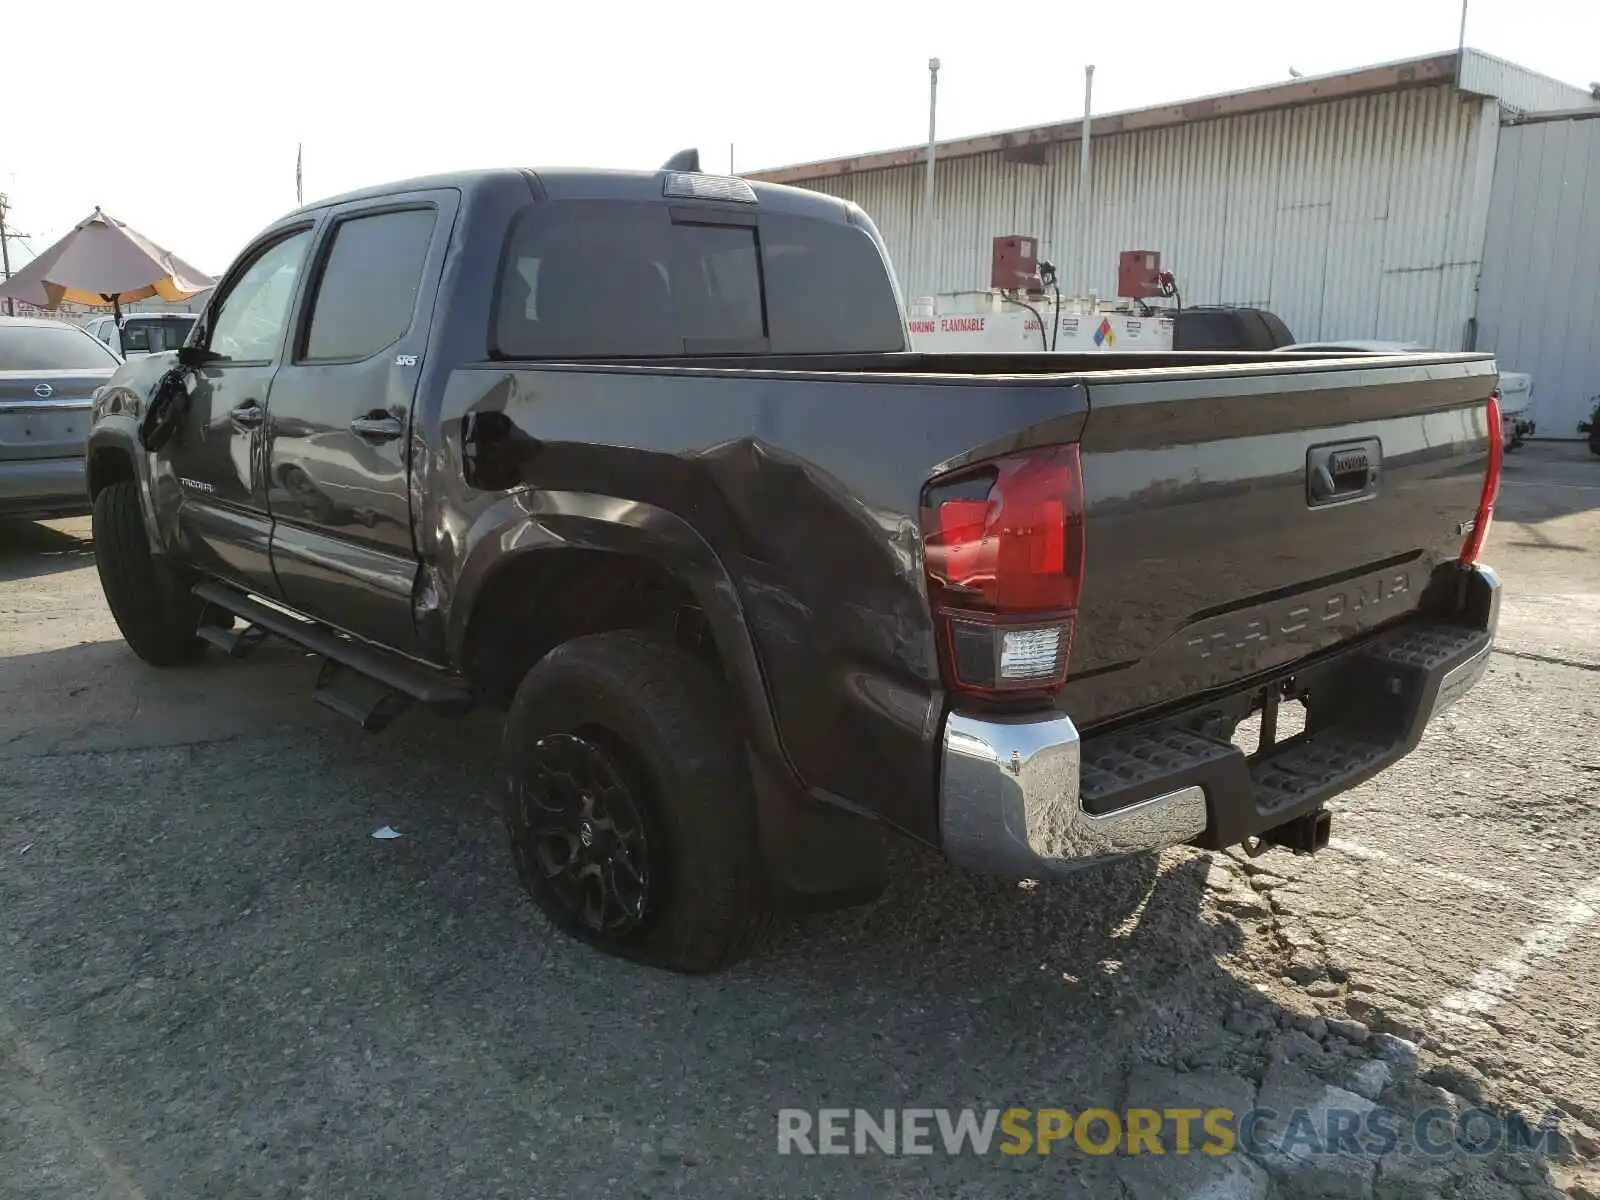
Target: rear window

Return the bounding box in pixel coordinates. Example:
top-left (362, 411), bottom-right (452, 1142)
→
top-left (121, 316), bottom-right (196, 353)
top-left (0, 323), bottom-right (121, 370)
top-left (492, 200), bottom-right (904, 359)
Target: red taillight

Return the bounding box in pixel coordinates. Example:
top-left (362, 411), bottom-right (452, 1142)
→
top-left (920, 443), bottom-right (1086, 699)
top-left (1459, 390), bottom-right (1503, 566)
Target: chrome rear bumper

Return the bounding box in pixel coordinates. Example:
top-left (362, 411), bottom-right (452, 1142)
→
top-left (937, 564), bottom-right (1502, 880)
top-left (940, 712), bottom-right (1207, 878)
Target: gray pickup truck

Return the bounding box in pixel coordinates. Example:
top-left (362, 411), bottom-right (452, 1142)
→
top-left (84, 158), bottom-right (1504, 972)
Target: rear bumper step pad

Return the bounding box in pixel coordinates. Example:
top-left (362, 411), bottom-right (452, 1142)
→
top-left (1082, 619), bottom-right (1491, 849)
top-left (937, 563), bottom-right (1500, 879)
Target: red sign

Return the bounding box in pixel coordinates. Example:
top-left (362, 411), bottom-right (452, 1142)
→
top-left (939, 316), bottom-right (986, 333)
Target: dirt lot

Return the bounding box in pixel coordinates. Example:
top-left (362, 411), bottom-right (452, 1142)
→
top-left (1, 443), bottom-right (1596, 1199)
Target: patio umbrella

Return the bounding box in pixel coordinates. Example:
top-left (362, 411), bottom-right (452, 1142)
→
top-left (0, 207), bottom-right (213, 321)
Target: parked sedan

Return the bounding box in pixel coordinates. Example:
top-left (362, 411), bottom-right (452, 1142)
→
top-left (0, 317), bottom-right (122, 521)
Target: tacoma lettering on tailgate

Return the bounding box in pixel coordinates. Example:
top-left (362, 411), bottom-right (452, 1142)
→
top-left (1185, 569), bottom-right (1412, 661)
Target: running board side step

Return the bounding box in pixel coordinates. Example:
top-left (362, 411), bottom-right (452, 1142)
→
top-left (313, 659), bottom-right (415, 733)
top-left (191, 581), bottom-right (474, 731)
top-left (196, 616), bottom-right (271, 659)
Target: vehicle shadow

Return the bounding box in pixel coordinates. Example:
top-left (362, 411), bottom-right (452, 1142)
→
top-left (0, 518), bottom-right (95, 583)
top-left (2, 639), bottom-right (1270, 1072)
top-left (5, 640), bottom-right (1537, 1197)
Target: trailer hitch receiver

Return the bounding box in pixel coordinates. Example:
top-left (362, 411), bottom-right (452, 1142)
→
top-left (1255, 809), bottom-right (1332, 856)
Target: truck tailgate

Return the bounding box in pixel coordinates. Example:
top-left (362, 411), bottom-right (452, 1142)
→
top-left (1064, 355), bottom-right (1497, 728)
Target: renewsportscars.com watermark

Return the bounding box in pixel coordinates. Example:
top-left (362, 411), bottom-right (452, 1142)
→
top-left (777, 1106), bottom-right (1565, 1158)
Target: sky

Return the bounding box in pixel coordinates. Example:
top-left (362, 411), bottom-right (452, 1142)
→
top-left (3, 0), bottom-right (1596, 280)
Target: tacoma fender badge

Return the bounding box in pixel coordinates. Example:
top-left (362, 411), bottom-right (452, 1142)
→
top-left (179, 477), bottom-right (216, 494)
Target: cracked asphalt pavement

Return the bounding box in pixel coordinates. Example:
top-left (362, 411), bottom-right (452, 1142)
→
top-left (1, 443), bottom-right (1596, 1199)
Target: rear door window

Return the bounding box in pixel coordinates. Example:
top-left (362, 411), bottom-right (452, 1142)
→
top-left (301, 207), bottom-right (438, 361)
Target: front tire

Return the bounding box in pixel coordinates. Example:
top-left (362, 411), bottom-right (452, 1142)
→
top-left (503, 631), bottom-right (774, 973)
top-left (91, 480), bottom-right (206, 666)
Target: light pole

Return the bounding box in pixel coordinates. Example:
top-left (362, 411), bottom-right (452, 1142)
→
top-left (923, 57), bottom-right (940, 298)
top-left (1079, 64), bottom-right (1096, 298)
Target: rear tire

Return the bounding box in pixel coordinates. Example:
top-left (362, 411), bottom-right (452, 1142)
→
top-left (503, 631), bottom-right (774, 973)
top-left (91, 480), bottom-right (206, 666)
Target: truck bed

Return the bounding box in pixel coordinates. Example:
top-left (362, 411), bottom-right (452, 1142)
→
top-left (428, 348), bottom-right (1497, 840)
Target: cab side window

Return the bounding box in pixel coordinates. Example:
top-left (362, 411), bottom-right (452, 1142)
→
top-left (208, 229), bottom-right (313, 363)
top-left (301, 208), bottom-right (437, 362)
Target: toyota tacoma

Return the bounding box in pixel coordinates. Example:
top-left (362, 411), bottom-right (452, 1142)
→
top-left (85, 156), bottom-right (1504, 972)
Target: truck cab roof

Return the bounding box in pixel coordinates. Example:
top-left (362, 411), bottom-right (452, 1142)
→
top-left (290, 166), bottom-right (860, 224)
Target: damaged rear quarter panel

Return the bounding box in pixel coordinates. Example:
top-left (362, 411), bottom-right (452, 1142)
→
top-left (422, 362), bottom-right (1087, 840)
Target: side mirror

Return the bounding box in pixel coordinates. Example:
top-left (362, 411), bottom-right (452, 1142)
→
top-left (177, 344), bottom-right (214, 369)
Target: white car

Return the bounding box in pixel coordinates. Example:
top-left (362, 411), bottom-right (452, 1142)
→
top-left (1275, 340), bottom-right (1534, 450)
top-left (82, 312), bottom-right (198, 359)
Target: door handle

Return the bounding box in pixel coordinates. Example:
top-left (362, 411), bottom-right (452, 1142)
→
top-left (230, 401), bottom-right (264, 429)
top-left (349, 412), bottom-right (405, 441)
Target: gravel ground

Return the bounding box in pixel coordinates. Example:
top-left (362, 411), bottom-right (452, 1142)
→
top-left (0, 442), bottom-right (1596, 1199)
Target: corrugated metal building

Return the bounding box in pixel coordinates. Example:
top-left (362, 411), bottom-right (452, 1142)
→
top-left (1476, 109), bottom-right (1600, 439)
top-left (748, 49), bottom-right (1598, 387)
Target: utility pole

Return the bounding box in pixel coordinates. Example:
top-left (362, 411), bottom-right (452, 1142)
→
top-left (0, 193), bottom-right (26, 317)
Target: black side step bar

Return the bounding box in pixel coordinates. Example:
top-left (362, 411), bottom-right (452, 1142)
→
top-left (191, 581), bottom-right (473, 730)
top-left (196, 615), bottom-right (271, 659)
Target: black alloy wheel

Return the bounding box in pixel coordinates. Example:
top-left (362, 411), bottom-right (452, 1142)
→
top-left (501, 630), bottom-right (775, 972)
top-left (519, 731), bottom-right (654, 934)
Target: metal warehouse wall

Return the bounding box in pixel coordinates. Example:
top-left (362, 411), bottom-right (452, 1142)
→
top-left (800, 86), bottom-right (1501, 349)
top-left (1476, 116), bottom-right (1600, 440)
top-left (1458, 49), bottom-right (1600, 117)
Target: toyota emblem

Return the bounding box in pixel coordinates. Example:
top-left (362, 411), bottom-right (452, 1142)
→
top-left (33, 383), bottom-right (53, 398)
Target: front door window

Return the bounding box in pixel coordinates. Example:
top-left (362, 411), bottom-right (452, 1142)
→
top-left (207, 230), bottom-right (312, 363)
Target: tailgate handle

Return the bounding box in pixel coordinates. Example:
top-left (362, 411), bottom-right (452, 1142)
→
top-left (1307, 440), bottom-right (1380, 506)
